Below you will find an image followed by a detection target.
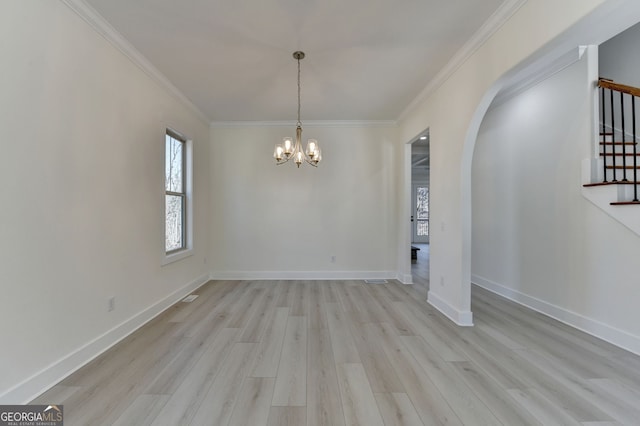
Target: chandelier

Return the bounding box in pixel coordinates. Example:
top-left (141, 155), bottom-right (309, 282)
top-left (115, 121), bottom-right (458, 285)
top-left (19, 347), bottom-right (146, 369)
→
top-left (273, 51), bottom-right (322, 168)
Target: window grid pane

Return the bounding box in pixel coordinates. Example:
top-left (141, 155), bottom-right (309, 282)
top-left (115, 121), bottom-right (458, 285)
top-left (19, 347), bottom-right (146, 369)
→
top-left (417, 187), bottom-right (429, 220)
top-left (165, 135), bottom-right (184, 193)
top-left (417, 220), bottom-right (429, 236)
top-left (165, 194), bottom-right (184, 251)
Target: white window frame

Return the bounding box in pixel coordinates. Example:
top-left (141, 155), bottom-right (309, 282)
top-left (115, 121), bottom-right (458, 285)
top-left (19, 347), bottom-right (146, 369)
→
top-left (163, 128), bottom-right (193, 265)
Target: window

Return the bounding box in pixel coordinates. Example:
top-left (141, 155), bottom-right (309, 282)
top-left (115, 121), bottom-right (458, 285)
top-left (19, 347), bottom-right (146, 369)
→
top-left (416, 186), bottom-right (429, 237)
top-left (165, 130), bottom-right (186, 253)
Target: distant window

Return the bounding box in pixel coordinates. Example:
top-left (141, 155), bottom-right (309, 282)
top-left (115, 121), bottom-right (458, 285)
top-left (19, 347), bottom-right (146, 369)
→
top-left (165, 130), bottom-right (186, 253)
top-left (416, 187), bottom-right (429, 237)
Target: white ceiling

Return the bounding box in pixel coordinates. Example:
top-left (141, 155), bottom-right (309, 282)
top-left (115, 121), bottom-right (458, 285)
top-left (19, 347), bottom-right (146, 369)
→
top-left (85, 0), bottom-right (505, 122)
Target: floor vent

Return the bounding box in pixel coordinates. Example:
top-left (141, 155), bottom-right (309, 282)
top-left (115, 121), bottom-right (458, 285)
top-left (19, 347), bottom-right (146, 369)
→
top-left (364, 279), bottom-right (388, 284)
top-left (182, 294), bottom-right (199, 303)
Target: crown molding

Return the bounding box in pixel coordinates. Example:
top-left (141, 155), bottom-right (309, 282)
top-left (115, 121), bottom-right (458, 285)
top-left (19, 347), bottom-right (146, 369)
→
top-left (210, 120), bottom-right (397, 128)
top-left (397, 0), bottom-right (528, 122)
top-left (490, 46), bottom-right (586, 109)
top-left (60, 0), bottom-right (210, 125)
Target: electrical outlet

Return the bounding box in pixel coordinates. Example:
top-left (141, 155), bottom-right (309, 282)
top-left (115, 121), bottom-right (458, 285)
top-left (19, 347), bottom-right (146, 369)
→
top-left (108, 297), bottom-right (115, 312)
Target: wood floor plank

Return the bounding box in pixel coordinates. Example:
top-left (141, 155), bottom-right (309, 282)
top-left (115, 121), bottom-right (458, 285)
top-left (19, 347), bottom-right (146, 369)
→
top-left (239, 283), bottom-right (279, 342)
top-left (348, 319), bottom-right (404, 393)
top-left (336, 363), bottom-right (385, 426)
top-left (448, 325), bottom-right (533, 390)
top-left (272, 316), bottom-right (307, 406)
top-left (514, 349), bottom-right (616, 423)
top-left (308, 282), bottom-right (328, 329)
top-left (267, 407), bottom-right (306, 426)
top-left (449, 361), bottom-right (540, 425)
top-left (307, 327), bottom-right (345, 426)
top-left (150, 327), bottom-right (240, 426)
top-left (323, 281), bottom-right (340, 303)
top-left (251, 307), bottom-right (290, 378)
top-left (334, 282), bottom-right (360, 314)
top-left (60, 318), bottom-right (178, 387)
top-left (227, 377), bottom-right (275, 426)
top-left (370, 322), bottom-right (463, 426)
top-left (276, 281), bottom-right (294, 307)
top-left (111, 394), bottom-right (169, 426)
top-left (362, 284), bottom-right (417, 335)
top-left (394, 300), bottom-right (468, 362)
top-left (326, 302), bottom-right (361, 364)
top-left (588, 378), bottom-right (640, 416)
top-left (62, 332), bottom-right (188, 425)
top-left (400, 335), bottom-right (502, 425)
top-left (508, 388), bottom-right (582, 426)
top-left (227, 287), bottom-right (265, 328)
top-left (146, 310), bottom-right (230, 395)
top-left (374, 392), bottom-right (424, 426)
top-left (291, 281), bottom-right (309, 316)
top-left (189, 342), bottom-right (257, 426)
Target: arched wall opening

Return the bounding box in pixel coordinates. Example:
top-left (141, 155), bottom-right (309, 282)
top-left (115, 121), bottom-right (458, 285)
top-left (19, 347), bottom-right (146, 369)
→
top-left (399, 0), bottom-right (640, 328)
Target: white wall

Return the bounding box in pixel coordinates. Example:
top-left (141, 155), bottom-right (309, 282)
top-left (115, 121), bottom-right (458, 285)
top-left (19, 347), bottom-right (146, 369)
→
top-left (0, 1), bottom-right (210, 402)
top-left (397, 0), bottom-right (640, 325)
top-left (600, 21), bottom-right (640, 87)
top-left (209, 124), bottom-right (399, 279)
top-left (472, 53), bottom-right (640, 354)
top-left (598, 21), bottom-right (640, 151)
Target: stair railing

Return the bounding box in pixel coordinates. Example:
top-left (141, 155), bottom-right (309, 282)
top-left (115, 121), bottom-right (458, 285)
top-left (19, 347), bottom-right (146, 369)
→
top-left (598, 78), bottom-right (639, 203)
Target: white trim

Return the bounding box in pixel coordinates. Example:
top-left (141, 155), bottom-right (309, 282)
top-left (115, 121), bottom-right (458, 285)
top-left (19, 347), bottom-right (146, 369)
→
top-left (209, 270), bottom-right (397, 281)
top-left (210, 120), bottom-right (397, 128)
top-left (472, 275), bottom-right (640, 356)
top-left (490, 46), bottom-right (586, 109)
top-left (427, 291), bottom-right (474, 326)
top-left (0, 273), bottom-right (210, 404)
top-left (397, 273), bottom-right (414, 285)
top-left (60, 0), bottom-right (210, 125)
top-left (397, 0), bottom-right (527, 122)
top-left (162, 248), bottom-right (194, 266)
top-left (581, 159), bottom-right (640, 236)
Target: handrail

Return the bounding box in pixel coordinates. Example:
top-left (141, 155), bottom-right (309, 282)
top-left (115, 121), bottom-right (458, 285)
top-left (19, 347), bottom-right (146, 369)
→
top-left (599, 78), bottom-right (640, 98)
top-left (598, 77), bottom-right (639, 202)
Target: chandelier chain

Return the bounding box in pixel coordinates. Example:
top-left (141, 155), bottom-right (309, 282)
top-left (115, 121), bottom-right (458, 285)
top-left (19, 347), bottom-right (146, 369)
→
top-left (297, 56), bottom-right (301, 126)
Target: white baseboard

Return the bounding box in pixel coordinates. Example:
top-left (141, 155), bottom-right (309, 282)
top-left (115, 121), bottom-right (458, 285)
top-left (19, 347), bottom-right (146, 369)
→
top-left (209, 270), bottom-right (398, 281)
top-left (0, 273), bottom-right (210, 404)
top-left (427, 290), bottom-right (474, 326)
top-left (472, 274), bottom-right (640, 356)
top-left (397, 273), bottom-right (413, 285)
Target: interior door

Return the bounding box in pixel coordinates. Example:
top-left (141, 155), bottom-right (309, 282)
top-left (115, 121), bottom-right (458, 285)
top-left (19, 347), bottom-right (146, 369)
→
top-left (412, 185), bottom-right (429, 243)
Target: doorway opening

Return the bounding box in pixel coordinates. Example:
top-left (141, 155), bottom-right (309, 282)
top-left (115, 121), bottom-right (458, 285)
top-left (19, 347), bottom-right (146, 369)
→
top-left (410, 131), bottom-right (430, 294)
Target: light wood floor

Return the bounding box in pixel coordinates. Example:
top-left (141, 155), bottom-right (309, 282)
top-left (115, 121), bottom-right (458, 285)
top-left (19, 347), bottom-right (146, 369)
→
top-left (33, 278), bottom-right (640, 425)
top-left (410, 243), bottom-right (429, 296)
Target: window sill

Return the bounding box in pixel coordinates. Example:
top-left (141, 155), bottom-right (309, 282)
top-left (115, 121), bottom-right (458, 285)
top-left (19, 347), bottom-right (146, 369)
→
top-left (162, 248), bottom-right (193, 266)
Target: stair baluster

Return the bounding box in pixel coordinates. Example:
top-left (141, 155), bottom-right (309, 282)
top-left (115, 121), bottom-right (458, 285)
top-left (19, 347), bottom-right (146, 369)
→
top-left (586, 79), bottom-right (640, 205)
top-left (633, 96), bottom-right (638, 201)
